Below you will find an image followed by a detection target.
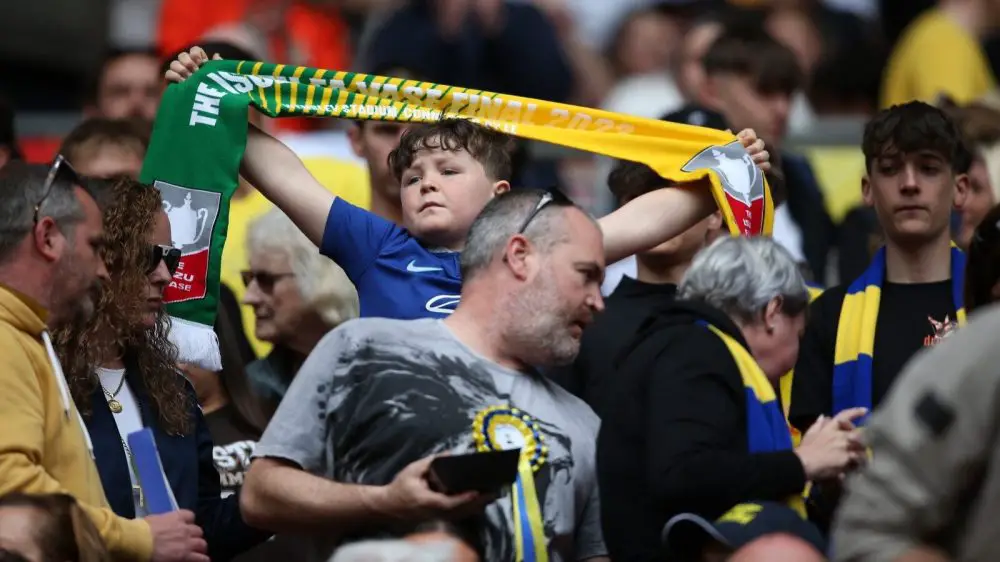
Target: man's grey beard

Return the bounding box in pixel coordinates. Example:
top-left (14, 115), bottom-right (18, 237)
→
top-left (500, 276), bottom-right (580, 368)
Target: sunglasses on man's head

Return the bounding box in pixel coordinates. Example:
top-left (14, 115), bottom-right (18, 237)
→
top-left (34, 154), bottom-right (82, 224)
top-left (240, 270), bottom-right (294, 292)
top-left (148, 244), bottom-right (181, 275)
top-left (515, 188), bottom-right (572, 235)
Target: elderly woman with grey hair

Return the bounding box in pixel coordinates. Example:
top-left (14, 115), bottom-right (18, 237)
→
top-left (596, 236), bottom-right (866, 562)
top-left (242, 208), bottom-right (360, 414)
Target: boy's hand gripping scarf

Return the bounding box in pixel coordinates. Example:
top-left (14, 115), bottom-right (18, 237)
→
top-left (704, 323), bottom-right (808, 519)
top-left (141, 59), bottom-right (775, 371)
top-left (832, 245), bottom-right (966, 423)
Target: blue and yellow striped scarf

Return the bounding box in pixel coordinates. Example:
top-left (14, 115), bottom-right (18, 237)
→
top-left (833, 245), bottom-right (966, 419)
top-left (705, 323), bottom-right (807, 518)
top-left (781, 283), bottom-right (825, 447)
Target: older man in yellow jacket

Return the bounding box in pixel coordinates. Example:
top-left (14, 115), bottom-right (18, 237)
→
top-left (0, 161), bottom-right (207, 562)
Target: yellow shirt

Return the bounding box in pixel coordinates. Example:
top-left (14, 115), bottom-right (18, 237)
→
top-left (221, 156), bottom-right (370, 358)
top-left (0, 284), bottom-right (153, 561)
top-left (881, 8), bottom-right (996, 108)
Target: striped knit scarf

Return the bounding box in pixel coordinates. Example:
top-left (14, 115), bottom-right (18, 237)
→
top-left (832, 245), bottom-right (966, 420)
top-left (143, 59), bottom-right (776, 370)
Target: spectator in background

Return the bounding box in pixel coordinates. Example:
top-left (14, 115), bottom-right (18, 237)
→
top-left (0, 99), bottom-right (22, 172)
top-left (242, 189), bottom-right (608, 561)
top-left (881, 0), bottom-right (999, 108)
top-left (599, 236), bottom-right (863, 562)
top-left (963, 203), bottom-right (1000, 312)
top-left (156, 0), bottom-right (350, 90)
top-left (52, 176), bottom-right (271, 561)
top-left (0, 492), bottom-right (111, 562)
top-left (242, 208), bottom-right (359, 414)
top-left (764, 6), bottom-right (819, 134)
top-left (552, 156), bottom-right (722, 416)
top-left (346, 64), bottom-right (421, 226)
top-left (943, 100), bottom-right (1000, 249)
top-left (686, 24), bottom-right (835, 282)
top-left (361, 0), bottom-right (574, 189)
top-left (363, 0), bottom-right (572, 104)
top-left (85, 49), bottom-right (162, 123)
top-left (59, 118), bottom-right (149, 179)
top-left (791, 102), bottom-right (970, 531)
top-left (0, 161), bottom-right (205, 561)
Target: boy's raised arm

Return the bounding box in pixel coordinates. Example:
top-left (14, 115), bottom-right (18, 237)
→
top-left (165, 47), bottom-right (335, 247)
top-left (239, 123), bottom-right (335, 247)
top-left (598, 130), bottom-right (771, 263)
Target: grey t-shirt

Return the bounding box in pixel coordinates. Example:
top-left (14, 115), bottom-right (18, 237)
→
top-left (254, 318), bottom-right (606, 562)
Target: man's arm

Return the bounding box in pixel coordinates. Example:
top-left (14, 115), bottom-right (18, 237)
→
top-left (241, 457), bottom-right (398, 534)
top-left (0, 348), bottom-right (154, 560)
top-left (241, 327), bottom-right (485, 533)
top-left (832, 311), bottom-right (1000, 562)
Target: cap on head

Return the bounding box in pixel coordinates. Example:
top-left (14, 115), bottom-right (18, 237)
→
top-left (662, 502), bottom-right (826, 560)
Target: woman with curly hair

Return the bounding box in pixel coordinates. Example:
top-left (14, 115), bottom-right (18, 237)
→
top-left (52, 176), bottom-right (270, 561)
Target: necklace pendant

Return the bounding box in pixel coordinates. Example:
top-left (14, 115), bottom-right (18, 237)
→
top-left (108, 399), bottom-right (123, 414)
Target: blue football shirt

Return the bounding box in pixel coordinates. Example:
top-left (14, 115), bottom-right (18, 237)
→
top-left (321, 198), bottom-right (462, 319)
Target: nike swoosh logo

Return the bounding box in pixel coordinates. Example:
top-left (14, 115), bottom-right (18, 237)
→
top-left (406, 260), bottom-right (443, 273)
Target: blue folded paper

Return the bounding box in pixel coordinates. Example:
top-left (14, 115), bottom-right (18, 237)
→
top-left (127, 428), bottom-right (178, 515)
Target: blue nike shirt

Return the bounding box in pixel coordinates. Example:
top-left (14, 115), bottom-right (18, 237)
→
top-left (321, 198), bottom-right (462, 319)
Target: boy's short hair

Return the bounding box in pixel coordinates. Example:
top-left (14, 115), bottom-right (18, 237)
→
top-left (702, 25), bottom-right (801, 95)
top-left (388, 119), bottom-right (515, 183)
top-left (607, 160), bottom-right (674, 206)
top-left (59, 117), bottom-right (150, 166)
top-left (862, 101), bottom-right (971, 174)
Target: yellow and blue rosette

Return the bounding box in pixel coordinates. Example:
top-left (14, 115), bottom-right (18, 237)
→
top-left (473, 405), bottom-right (549, 562)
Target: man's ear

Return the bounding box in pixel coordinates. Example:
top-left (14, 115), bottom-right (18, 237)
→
top-left (33, 218), bottom-right (66, 263)
top-left (861, 175), bottom-right (874, 208)
top-left (502, 234), bottom-right (532, 280)
top-left (493, 180), bottom-right (511, 197)
top-left (954, 172), bottom-right (970, 210)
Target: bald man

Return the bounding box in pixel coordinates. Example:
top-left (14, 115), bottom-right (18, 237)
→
top-left (731, 533), bottom-right (827, 562)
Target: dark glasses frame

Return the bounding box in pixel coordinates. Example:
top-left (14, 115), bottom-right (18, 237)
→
top-left (149, 244), bottom-right (182, 275)
top-left (34, 154), bottom-right (82, 224)
top-left (240, 270), bottom-right (295, 292)
top-left (515, 189), bottom-right (572, 235)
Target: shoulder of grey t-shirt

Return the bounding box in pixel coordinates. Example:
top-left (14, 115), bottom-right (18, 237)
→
top-left (252, 317), bottom-right (434, 468)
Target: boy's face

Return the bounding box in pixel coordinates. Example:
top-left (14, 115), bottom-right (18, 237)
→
top-left (399, 143), bottom-right (507, 249)
top-left (863, 148), bottom-right (966, 244)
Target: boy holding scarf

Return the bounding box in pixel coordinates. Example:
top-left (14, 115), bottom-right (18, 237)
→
top-left (165, 48), bottom-right (771, 321)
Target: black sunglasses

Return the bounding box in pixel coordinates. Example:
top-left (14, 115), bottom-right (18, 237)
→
top-left (515, 189), bottom-right (572, 235)
top-left (148, 244), bottom-right (181, 275)
top-left (241, 270), bottom-right (294, 292)
top-left (34, 154), bottom-right (82, 224)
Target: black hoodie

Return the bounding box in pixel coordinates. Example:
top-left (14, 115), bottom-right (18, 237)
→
top-left (596, 300), bottom-right (808, 562)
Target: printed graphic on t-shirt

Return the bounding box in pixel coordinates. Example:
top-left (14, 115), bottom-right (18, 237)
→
top-left (213, 440), bottom-right (256, 497)
top-left (924, 315), bottom-right (958, 347)
top-left (260, 319), bottom-right (604, 562)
